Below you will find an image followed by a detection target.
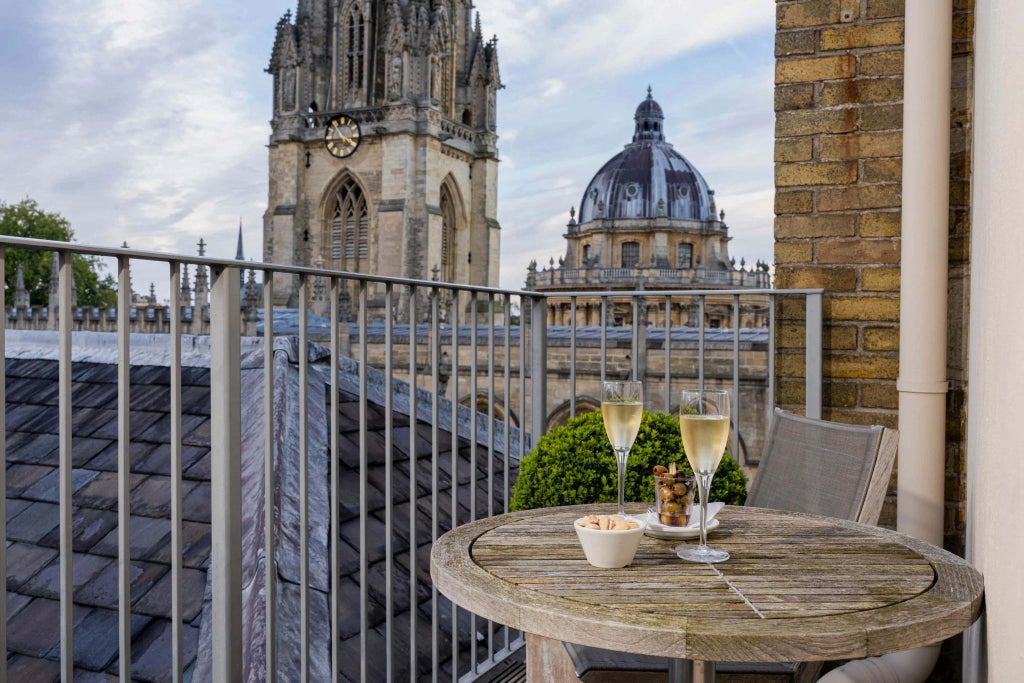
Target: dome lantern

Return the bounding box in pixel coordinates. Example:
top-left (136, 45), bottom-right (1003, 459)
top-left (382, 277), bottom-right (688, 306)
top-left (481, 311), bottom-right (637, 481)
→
top-left (633, 86), bottom-right (665, 143)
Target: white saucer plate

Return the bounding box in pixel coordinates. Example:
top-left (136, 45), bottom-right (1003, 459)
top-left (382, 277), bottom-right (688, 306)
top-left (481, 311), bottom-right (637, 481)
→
top-left (640, 511), bottom-right (720, 540)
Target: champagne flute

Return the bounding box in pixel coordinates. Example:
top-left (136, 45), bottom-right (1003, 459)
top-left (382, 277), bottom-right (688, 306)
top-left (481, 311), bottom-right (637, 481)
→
top-left (675, 389), bottom-right (731, 563)
top-left (601, 381), bottom-right (643, 517)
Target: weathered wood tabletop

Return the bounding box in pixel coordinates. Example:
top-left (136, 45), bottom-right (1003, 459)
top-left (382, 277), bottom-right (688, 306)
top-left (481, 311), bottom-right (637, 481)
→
top-left (430, 504), bottom-right (984, 663)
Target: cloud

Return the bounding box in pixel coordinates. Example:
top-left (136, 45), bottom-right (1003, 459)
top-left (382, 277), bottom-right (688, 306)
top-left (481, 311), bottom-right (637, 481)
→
top-left (484, 0), bottom-right (771, 81)
top-left (0, 0), bottom-right (275, 297)
top-left (0, 1), bottom-right (776, 296)
top-left (540, 78), bottom-right (565, 98)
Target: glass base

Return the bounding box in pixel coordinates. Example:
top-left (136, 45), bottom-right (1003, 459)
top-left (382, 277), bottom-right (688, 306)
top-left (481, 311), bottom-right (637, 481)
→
top-left (675, 545), bottom-right (730, 563)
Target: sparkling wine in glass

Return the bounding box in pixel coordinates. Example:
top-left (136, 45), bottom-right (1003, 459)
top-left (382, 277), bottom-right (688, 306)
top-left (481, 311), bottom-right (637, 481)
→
top-left (601, 381), bottom-right (643, 516)
top-left (675, 389), bottom-right (731, 563)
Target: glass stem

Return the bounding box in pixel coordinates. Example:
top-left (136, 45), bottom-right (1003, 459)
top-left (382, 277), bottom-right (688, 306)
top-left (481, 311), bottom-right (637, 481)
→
top-left (697, 472), bottom-right (713, 550)
top-left (616, 449), bottom-right (628, 515)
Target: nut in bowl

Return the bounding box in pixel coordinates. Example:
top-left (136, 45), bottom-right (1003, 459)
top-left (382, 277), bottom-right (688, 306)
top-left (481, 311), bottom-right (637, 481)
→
top-left (574, 514), bottom-right (647, 568)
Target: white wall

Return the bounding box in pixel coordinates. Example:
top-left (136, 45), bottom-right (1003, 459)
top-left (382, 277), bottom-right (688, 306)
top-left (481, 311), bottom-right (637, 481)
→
top-left (964, 0), bottom-right (1024, 678)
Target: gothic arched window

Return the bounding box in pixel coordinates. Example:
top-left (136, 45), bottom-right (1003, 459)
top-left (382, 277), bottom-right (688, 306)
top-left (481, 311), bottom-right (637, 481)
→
top-left (621, 241), bottom-right (640, 268)
top-left (440, 184), bottom-right (458, 282)
top-left (345, 6), bottom-right (367, 98)
top-left (331, 176), bottom-right (369, 270)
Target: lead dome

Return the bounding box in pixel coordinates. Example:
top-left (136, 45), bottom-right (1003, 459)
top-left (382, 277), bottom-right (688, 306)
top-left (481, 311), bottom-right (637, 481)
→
top-left (578, 88), bottom-right (715, 224)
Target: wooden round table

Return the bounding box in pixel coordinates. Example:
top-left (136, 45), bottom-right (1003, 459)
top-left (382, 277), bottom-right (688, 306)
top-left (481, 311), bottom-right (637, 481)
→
top-left (430, 505), bottom-right (984, 674)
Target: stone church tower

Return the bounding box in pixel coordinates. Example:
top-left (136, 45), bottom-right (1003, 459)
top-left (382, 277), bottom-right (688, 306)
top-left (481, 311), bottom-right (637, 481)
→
top-left (263, 0), bottom-right (502, 310)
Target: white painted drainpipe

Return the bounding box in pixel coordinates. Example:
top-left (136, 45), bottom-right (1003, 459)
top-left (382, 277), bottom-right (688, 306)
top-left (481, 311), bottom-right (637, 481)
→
top-left (820, 1), bottom-right (951, 681)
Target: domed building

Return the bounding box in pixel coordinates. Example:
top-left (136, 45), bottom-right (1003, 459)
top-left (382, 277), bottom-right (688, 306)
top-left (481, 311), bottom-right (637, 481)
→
top-left (527, 88), bottom-right (770, 328)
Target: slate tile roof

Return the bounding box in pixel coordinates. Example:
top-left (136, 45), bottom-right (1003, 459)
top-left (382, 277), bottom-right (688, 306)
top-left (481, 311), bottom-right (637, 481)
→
top-left (6, 331), bottom-right (524, 681)
top-left (4, 355), bottom-right (211, 680)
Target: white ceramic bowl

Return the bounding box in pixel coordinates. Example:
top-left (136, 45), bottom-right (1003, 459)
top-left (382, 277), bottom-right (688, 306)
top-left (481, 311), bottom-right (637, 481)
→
top-left (573, 515), bottom-right (647, 568)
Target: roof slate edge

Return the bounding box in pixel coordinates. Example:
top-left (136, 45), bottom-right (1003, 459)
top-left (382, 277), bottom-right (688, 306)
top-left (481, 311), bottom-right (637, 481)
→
top-left (273, 336), bottom-right (530, 457)
top-left (5, 330), bottom-right (266, 369)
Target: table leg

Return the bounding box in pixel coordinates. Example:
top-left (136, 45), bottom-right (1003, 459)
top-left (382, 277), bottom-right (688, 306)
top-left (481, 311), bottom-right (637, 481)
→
top-left (667, 659), bottom-right (716, 683)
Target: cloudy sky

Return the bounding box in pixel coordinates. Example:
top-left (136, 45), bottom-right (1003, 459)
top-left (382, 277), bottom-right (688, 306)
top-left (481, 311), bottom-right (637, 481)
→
top-left (0, 0), bottom-right (775, 295)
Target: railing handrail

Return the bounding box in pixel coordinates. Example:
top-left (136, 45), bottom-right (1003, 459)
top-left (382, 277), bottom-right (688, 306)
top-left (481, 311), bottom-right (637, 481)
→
top-left (0, 235), bottom-right (819, 300)
top-left (0, 235), bottom-right (523, 296)
top-left (530, 287), bottom-right (822, 297)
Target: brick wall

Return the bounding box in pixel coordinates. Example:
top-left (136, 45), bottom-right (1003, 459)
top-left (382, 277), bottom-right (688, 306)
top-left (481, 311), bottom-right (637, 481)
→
top-left (774, 0), bottom-right (905, 435)
top-left (773, 1), bottom-right (974, 679)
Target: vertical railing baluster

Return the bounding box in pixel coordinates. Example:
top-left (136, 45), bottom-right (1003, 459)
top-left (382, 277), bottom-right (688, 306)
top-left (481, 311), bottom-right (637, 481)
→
top-left (600, 296), bottom-right (608, 386)
top-left (805, 292), bottom-right (823, 419)
top-left (502, 294), bottom-right (512, 652)
top-left (514, 295), bottom-right (527, 651)
top-left (768, 294), bottom-right (776, 423)
top-left (115, 254), bottom-right (131, 681)
top-left (430, 288), bottom-right (441, 683)
top-left (384, 284), bottom-right (394, 682)
top-left (518, 294), bottom-right (526, 456)
top-left (358, 282), bottom-right (369, 683)
top-left (0, 248), bottom-right (6, 683)
top-left (570, 297), bottom-right (576, 418)
top-left (449, 293), bottom-right (459, 683)
top-left (408, 286), bottom-right (419, 682)
top-left (169, 262), bottom-right (184, 683)
top-left (469, 296), bottom-right (479, 675)
top-left (664, 295), bottom-right (672, 412)
top-left (210, 263), bottom-right (242, 682)
top-left (486, 294), bottom-right (496, 659)
top-left (298, 274), bottom-right (310, 683)
top-left (329, 276), bottom-right (340, 683)
top-left (698, 296), bottom-right (706, 392)
top-left (529, 296), bottom-right (548, 443)
top-left (58, 251), bottom-right (74, 681)
top-left (732, 295), bottom-right (741, 465)
top-left (632, 296), bottom-right (640, 381)
top-left (263, 272), bottom-right (278, 683)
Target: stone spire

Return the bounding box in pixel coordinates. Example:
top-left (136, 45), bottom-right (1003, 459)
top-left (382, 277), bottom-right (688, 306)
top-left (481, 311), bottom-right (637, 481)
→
top-left (244, 268), bottom-right (260, 321)
top-left (48, 252), bottom-right (77, 311)
top-left (236, 220), bottom-right (246, 289)
top-left (181, 263), bottom-right (193, 306)
top-left (194, 238), bottom-right (209, 308)
top-left (235, 219), bottom-right (245, 260)
top-left (13, 264), bottom-right (29, 308)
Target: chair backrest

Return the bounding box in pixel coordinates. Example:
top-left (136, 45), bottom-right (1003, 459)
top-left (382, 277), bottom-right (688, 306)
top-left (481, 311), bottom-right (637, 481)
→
top-left (746, 408), bottom-right (898, 525)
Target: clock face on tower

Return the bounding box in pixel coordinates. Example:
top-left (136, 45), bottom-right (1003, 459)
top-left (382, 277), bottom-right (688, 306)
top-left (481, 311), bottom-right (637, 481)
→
top-left (324, 114), bottom-right (361, 159)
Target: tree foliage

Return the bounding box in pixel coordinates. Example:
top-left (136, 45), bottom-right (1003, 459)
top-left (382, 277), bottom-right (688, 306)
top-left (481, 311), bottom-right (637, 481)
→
top-left (510, 410), bottom-right (748, 511)
top-left (0, 198), bottom-right (117, 307)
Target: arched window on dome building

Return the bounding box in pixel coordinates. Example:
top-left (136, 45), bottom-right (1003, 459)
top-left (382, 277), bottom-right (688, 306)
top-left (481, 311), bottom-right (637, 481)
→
top-left (621, 241), bottom-right (640, 268)
top-left (330, 176), bottom-right (369, 271)
top-left (677, 243), bottom-right (693, 269)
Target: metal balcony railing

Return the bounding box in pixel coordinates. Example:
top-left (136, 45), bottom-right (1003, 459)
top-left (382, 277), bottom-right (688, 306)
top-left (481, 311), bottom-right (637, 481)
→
top-left (0, 235), bottom-right (823, 682)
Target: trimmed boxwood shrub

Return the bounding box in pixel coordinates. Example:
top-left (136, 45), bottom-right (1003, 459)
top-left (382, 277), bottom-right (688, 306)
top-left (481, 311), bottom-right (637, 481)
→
top-left (510, 410), bottom-right (748, 511)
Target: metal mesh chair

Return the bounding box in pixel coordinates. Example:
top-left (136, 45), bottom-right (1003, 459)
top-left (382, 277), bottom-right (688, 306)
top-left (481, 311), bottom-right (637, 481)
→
top-left (563, 408), bottom-right (899, 683)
